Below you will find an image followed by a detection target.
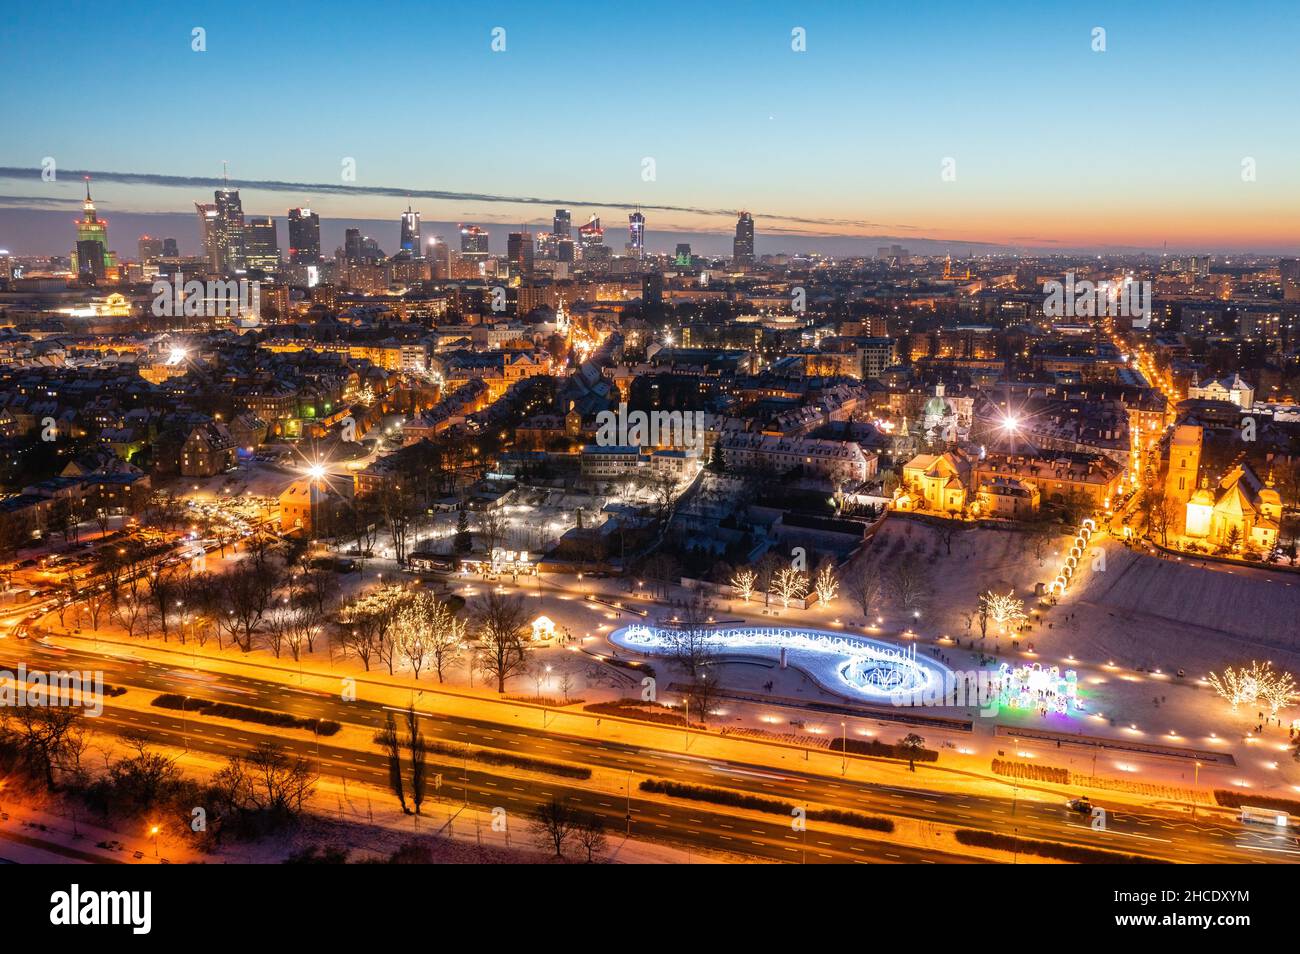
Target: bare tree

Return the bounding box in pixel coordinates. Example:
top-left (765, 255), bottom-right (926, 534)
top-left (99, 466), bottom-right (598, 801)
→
top-left (574, 812), bottom-right (608, 863)
top-left (0, 705), bottom-right (87, 789)
top-left (530, 797), bottom-right (579, 858)
top-left (886, 554), bottom-right (931, 616)
top-left (845, 559), bottom-right (883, 618)
top-left (471, 590), bottom-right (530, 693)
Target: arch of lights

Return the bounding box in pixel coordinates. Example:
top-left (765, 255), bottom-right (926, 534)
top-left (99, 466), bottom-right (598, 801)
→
top-left (609, 624), bottom-right (952, 702)
top-left (1050, 517), bottom-right (1096, 596)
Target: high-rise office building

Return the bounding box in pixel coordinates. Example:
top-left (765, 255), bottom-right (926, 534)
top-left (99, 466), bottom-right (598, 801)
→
top-left (733, 211), bottom-right (755, 268)
top-left (138, 235), bottom-right (164, 262)
top-left (400, 206), bottom-right (422, 256)
top-left (429, 237), bottom-right (451, 279)
top-left (344, 229), bottom-right (363, 264)
top-left (507, 231), bottom-right (535, 277)
top-left (459, 225), bottom-right (490, 271)
top-left (553, 209), bottom-right (571, 238)
top-left (288, 208), bottom-right (322, 264)
top-left (628, 210), bottom-right (645, 257)
top-left (162, 237), bottom-right (179, 258)
top-left (213, 187), bottom-right (245, 272)
top-left (557, 238), bottom-right (575, 264)
top-left (244, 217), bottom-right (280, 271)
top-left (71, 178), bottom-right (113, 278)
top-left (578, 215), bottom-right (604, 253)
top-left (460, 224), bottom-right (490, 255)
top-left (674, 243), bottom-right (692, 266)
top-left (195, 202), bottom-right (220, 271)
top-left (642, 271), bottom-right (664, 316)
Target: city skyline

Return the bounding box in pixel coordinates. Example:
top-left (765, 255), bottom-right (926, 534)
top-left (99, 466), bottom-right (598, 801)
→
top-left (2, 1), bottom-right (1299, 254)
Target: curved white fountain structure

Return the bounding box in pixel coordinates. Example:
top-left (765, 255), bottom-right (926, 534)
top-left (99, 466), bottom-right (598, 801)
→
top-left (608, 623), bottom-right (953, 703)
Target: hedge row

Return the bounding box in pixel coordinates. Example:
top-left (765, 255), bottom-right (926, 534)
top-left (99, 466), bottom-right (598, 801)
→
top-left (1214, 789), bottom-right (1300, 815)
top-left (153, 694), bottom-right (341, 736)
top-left (954, 829), bottom-right (1171, 864)
top-left (372, 732), bottom-right (592, 780)
top-left (584, 699), bottom-right (692, 727)
top-left (992, 758), bottom-right (1070, 785)
top-left (829, 737), bottom-right (938, 764)
top-left (639, 779), bottom-right (894, 833)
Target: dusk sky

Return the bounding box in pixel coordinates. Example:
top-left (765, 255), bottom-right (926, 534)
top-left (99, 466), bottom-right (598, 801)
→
top-left (3, 0), bottom-right (1298, 254)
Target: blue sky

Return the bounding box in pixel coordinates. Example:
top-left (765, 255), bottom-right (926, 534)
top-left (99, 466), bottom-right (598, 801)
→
top-left (2, 0), bottom-right (1298, 252)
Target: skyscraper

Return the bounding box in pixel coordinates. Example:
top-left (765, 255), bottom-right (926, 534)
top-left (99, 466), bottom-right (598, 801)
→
top-left (162, 237), bottom-right (179, 258)
top-left (213, 187), bottom-right (245, 272)
top-left (71, 178), bottom-right (113, 278)
top-left (344, 228), bottom-right (363, 264)
top-left (429, 236), bottom-right (451, 279)
top-left (628, 210), bottom-right (645, 258)
top-left (288, 208), bottom-right (322, 264)
top-left (733, 211), bottom-right (754, 268)
top-left (459, 224), bottom-right (490, 271)
top-left (553, 209), bottom-right (571, 238)
top-left (578, 215), bottom-right (604, 253)
top-left (508, 231), bottom-right (535, 277)
top-left (195, 202), bottom-right (220, 271)
top-left (400, 206), bottom-right (422, 256)
top-left (244, 217), bottom-right (280, 271)
top-left (674, 243), bottom-right (692, 266)
top-left (138, 235), bottom-right (164, 263)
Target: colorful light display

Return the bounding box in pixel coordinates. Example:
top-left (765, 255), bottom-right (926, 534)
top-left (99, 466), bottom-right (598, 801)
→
top-left (995, 661), bottom-right (1081, 715)
top-left (610, 624), bottom-right (950, 702)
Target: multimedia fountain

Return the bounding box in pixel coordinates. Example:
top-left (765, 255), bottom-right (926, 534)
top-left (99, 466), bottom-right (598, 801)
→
top-left (608, 623), bottom-right (953, 704)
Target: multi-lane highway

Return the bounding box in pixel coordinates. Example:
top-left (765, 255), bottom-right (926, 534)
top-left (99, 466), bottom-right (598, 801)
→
top-left (3, 639), bottom-right (1293, 864)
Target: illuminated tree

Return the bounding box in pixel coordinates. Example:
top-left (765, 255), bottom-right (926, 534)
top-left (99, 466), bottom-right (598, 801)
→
top-left (980, 590), bottom-right (1027, 633)
top-left (1210, 661), bottom-right (1298, 715)
top-left (770, 568), bottom-right (809, 609)
top-left (1260, 670), bottom-right (1298, 716)
top-left (814, 562), bottom-right (839, 605)
top-left (730, 568), bottom-right (757, 603)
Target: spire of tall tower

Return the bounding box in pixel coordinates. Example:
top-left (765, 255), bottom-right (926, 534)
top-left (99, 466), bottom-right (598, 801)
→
top-left (81, 176), bottom-right (98, 222)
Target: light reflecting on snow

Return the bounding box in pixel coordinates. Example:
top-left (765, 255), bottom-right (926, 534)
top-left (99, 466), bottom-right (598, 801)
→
top-left (609, 624), bottom-right (951, 702)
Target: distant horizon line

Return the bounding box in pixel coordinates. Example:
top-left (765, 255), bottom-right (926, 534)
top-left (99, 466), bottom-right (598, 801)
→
top-left (0, 167), bottom-right (1294, 259)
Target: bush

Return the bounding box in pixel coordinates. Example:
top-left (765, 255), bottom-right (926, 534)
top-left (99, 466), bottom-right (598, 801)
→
top-left (992, 758), bottom-right (1070, 785)
top-left (953, 829), bottom-right (1170, 864)
top-left (152, 694), bottom-right (341, 736)
top-left (370, 732), bottom-right (591, 780)
top-left (1214, 790), bottom-right (1300, 815)
top-left (639, 779), bottom-right (894, 832)
top-left (584, 699), bottom-right (689, 727)
top-left (829, 737), bottom-right (938, 764)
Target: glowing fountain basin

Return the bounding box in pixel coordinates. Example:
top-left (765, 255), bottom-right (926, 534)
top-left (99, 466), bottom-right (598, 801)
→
top-left (609, 624), bottom-right (952, 702)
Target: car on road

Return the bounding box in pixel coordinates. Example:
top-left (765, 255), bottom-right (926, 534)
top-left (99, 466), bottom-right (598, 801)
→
top-left (1066, 797), bottom-right (1093, 814)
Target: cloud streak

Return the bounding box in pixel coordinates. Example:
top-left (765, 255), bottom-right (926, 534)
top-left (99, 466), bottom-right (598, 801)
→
top-left (0, 167), bottom-right (907, 232)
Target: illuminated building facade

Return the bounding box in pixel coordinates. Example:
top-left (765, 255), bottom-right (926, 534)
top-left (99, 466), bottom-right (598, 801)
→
top-left (399, 206), bottom-right (421, 256)
top-left (733, 210), bottom-right (754, 267)
top-left (627, 210), bottom-right (645, 258)
top-left (288, 208), bottom-right (321, 264)
top-left (70, 179), bottom-right (114, 279)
